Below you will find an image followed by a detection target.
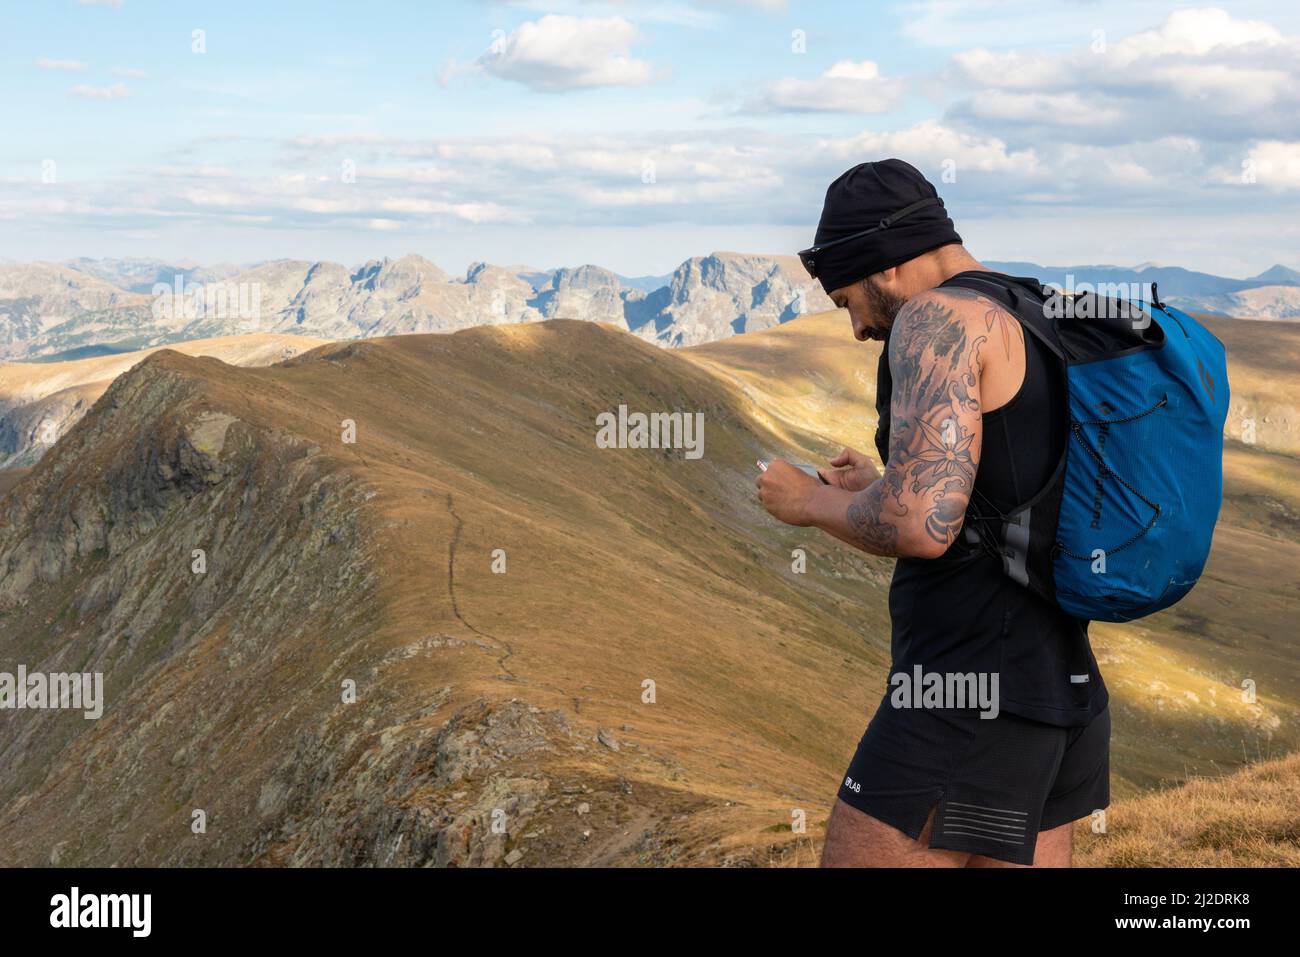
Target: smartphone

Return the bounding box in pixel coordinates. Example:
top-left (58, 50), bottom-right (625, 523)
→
top-left (756, 459), bottom-right (830, 484)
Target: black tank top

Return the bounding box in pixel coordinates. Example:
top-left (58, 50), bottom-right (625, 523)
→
top-left (873, 273), bottom-right (1108, 727)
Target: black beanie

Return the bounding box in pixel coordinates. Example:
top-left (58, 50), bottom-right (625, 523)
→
top-left (810, 159), bottom-right (962, 294)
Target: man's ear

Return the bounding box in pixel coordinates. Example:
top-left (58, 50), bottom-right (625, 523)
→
top-left (873, 266), bottom-right (900, 294)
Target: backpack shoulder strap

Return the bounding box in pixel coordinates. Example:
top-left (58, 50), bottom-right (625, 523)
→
top-left (933, 271), bottom-right (1069, 599)
top-left (937, 271), bottom-right (1066, 364)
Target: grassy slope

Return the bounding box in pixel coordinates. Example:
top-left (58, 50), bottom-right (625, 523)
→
top-left (0, 308), bottom-right (1295, 865)
top-left (256, 323), bottom-right (898, 823)
top-left (1076, 750), bottom-right (1300, 866)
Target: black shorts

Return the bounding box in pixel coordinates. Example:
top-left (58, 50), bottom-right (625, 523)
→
top-left (837, 698), bottom-right (1110, 865)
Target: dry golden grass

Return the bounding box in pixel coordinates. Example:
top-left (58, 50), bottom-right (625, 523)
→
top-left (1076, 751), bottom-right (1300, 866)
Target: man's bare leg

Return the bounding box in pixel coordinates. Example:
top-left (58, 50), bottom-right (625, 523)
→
top-left (966, 821), bottom-right (1072, 867)
top-left (820, 799), bottom-right (969, 867)
top-left (821, 800), bottom-right (1075, 867)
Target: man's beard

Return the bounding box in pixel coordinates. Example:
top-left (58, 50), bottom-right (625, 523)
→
top-left (861, 277), bottom-right (908, 338)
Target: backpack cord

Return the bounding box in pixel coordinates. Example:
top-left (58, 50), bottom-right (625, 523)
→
top-left (1073, 395), bottom-right (1167, 426)
top-left (962, 486), bottom-right (1012, 563)
top-left (1055, 421), bottom-right (1162, 559)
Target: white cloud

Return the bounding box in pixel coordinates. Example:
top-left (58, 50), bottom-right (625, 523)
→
top-left (2, 117), bottom-right (1294, 261)
top-left (9, 3), bottom-right (1300, 272)
top-left (946, 8), bottom-right (1300, 142)
top-left (70, 83), bottom-right (131, 100)
top-left (492, 0), bottom-right (723, 29)
top-left (949, 48), bottom-right (1068, 90)
top-left (963, 91), bottom-right (1124, 127)
top-left (825, 61), bottom-right (886, 82)
top-left (477, 15), bottom-right (656, 92)
top-left (747, 60), bottom-right (904, 114)
top-left (1239, 141), bottom-right (1300, 191)
top-left (818, 120), bottom-right (1039, 176)
top-left (37, 58), bottom-right (89, 72)
top-left (377, 197), bottom-right (519, 223)
top-left (1111, 8), bottom-right (1282, 62)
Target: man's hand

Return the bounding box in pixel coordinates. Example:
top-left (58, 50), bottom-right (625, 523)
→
top-left (756, 459), bottom-right (820, 526)
top-left (819, 447), bottom-right (880, 492)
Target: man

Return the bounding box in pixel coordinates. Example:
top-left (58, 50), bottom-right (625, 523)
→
top-left (756, 159), bottom-right (1109, 867)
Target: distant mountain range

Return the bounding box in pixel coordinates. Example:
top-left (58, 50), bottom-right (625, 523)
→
top-left (1, 253), bottom-right (1297, 362)
top-left (0, 253), bottom-right (829, 361)
top-left (986, 260), bottom-right (1300, 319)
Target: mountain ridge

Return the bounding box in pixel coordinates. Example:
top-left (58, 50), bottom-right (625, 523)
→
top-left (5, 251), bottom-right (1297, 364)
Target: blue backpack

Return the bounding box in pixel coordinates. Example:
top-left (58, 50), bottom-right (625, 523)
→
top-left (940, 272), bottom-right (1230, 623)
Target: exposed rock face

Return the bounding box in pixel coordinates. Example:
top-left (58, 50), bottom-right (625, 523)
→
top-left (0, 352), bottom-right (383, 865)
top-left (251, 697), bottom-right (571, 868)
top-left (627, 252), bottom-right (831, 346)
top-left (530, 265), bottom-right (639, 326)
top-left (0, 384), bottom-right (95, 469)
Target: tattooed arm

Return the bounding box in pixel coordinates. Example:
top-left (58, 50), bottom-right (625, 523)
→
top-left (799, 288), bottom-right (1004, 559)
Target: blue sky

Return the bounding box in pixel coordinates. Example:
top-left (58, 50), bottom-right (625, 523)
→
top-left (4, 0), bottom-right (1300, 276)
